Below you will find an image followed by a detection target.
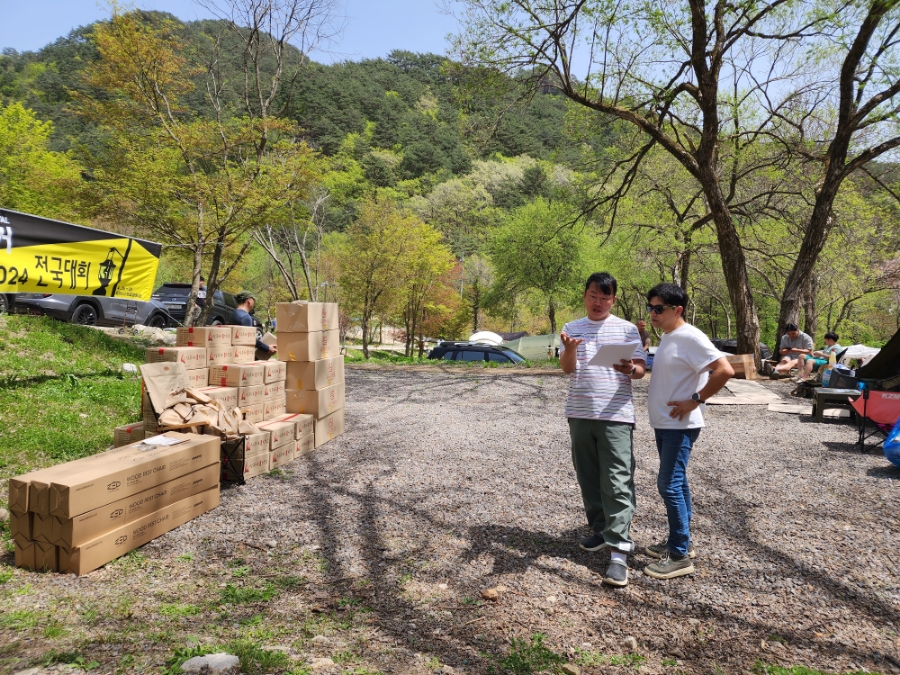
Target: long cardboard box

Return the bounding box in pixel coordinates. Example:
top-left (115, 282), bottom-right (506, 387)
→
top-left (286, 357), bottom-right (344, 391)
top-left (176, 326), bottom-right (232, 347)
top-left (315, 408), bottom-right (345, 448)
top-left (206, 346), bottom-right (233, 368)
top-left (32, 512), bottom-right (55, 543)
top-left (48, 433), bottom-right (221, 519)
top-left (277, 330), bottom-right (340, 362)
top-left (209, 363), bottom-right (265, 388)
top-left (50, 463), bottom-right (219, 549)
top-left (145, 347), bottom-right (207, 370)
top-left (14, 540), bottom-right (34, 571)
top-left (59, 487), bottom-right (220, 575)
top-left (10, 511), bottom-right (33, 545)
top-left (276, 302), bottom-right (339, 332)
top-left (285, 383), bottom-right (345, 418)
top-left (114, 422), bottom-right (145, 447)
top-left (34, 541), bottom-right (58, 572)
top-left (263, 380), bottom-right (285, 402)
top-left (271, 412), bottom-right (314, 439)
top-left (231, 326), bottom-right (257, 346)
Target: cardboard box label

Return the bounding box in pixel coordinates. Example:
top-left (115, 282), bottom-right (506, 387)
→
top-left (277, 330), bottom-right (340, 362)
top-left (185, 368), bottom-right (209, 388)
top-left (243, 453), bottom-right (270, 480)
top-left (231, 326), bottom-right (257, 346)
top-left (295, 435), bottom-right (314, 458)
top-left (268, 443), bottom-right (294, 469)
top-left (258, 360), bottom-right (286, 383)
top-left (276, 302), bottom-right (339, 332)
top-left (195, 386), bottom-right (238, 410)
top-left (263, 399), bottom-right (286, 420)
top-left (244, 431), bottom-right (270, 457)
top-left (286, 357), bottom-right (344, 391)
top-left (233, 345), bottom-right (256, 363)
top-left (314, 408), bottom-right (345, 448)
top-left (257, 420), bottom-right (294, 449)
top-left (59, 487), bottom-right (220, 575)
top-left (263, 381), bottom-right (285, 401)
top-left (209, 364), bottom-right (264, 387)
top-left (176, 326), bottom-right (232, 347)
top-left (206, 346), bottom-right (233, 367)
top-left (285, 383), bottom-right (345, 418)
top-left (237, 384), bottom-right (265, 407)
top-left (145, 347), bottom-right (207, 371)
top-left (271, 413), bottom-right (314, 439)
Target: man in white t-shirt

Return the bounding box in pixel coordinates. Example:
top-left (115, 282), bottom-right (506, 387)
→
top-left (560, 272), bottom-right (646, 587)
top-left (643, 283), bottom-right (733, 580)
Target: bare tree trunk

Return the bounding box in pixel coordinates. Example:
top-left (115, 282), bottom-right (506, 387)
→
top-left (183, 245), bottom-right (205, 328)
top-left (803, 274), bottom-right (818, 340)
top-left (548, 298), bottom-right (557, 336)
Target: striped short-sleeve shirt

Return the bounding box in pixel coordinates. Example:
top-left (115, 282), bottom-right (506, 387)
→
top-left (561, 315), bottom-right (646, 424)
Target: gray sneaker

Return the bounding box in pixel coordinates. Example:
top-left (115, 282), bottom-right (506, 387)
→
top-left (602, 561), bottom-right (628, 587)
top-left (579, 532), bottom-right (607, 552)
top-left (645, 539), bottom-right (696, 559)
top-left (644, 551), bottom-right (695, 579)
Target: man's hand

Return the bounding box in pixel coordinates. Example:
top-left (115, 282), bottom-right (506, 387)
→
top-left (559, 332), bottom-right (582, 374)
top-left (269, 345), bottom-right (277, 354)
top-left (560, 332), bottom-right (583, 350)
top-left (667, 399), bottom-right (699, 420)
top-left (612, 358), bottom-right (635, 375)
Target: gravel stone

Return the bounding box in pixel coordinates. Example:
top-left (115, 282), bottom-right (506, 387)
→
top-left (180, 653), bottom-right (240, 674)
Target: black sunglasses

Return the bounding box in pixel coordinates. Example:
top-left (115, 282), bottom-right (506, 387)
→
top-left (646, 303), bottom-right (678, 315)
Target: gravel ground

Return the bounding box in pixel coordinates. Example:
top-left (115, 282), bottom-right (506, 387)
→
top-left (2, 368), bottom-right (899, 675)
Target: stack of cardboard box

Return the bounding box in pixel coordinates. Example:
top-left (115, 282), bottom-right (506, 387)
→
top-left (277, 302), bottom-right (346, 448)
top-left (8, 432), bottom-right (221, 574)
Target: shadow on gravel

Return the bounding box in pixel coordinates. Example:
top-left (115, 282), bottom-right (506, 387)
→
top-left (866, 464), bottom-right (899, 479)
top-left (821, 440), bottom-right (865, 454)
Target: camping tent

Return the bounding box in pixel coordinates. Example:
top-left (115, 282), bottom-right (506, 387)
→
top-left (857, 326), bottom-right (900, 387)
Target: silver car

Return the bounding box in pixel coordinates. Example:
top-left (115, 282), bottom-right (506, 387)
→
top-left (16, 293), bottom-right (173, 328)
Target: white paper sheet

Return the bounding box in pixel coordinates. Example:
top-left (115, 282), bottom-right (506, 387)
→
top-left (587, 342), bottom-right (641, 368)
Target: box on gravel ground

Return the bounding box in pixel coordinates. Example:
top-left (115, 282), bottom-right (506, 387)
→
top-left (315, 408), bottom-right (345, 448)
top-left (295, 435), bottom-right (314, 458)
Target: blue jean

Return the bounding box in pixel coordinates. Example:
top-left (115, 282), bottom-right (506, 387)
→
top-left (654, 428), bottom-right (701, 557)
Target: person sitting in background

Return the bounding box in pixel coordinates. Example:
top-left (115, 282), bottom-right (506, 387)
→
top-left (799, 331), bottom-right (842, 379)
top-left (233, 291), bottom-right (276, 356)
top-left (772, 323), bottom-right (813, 378)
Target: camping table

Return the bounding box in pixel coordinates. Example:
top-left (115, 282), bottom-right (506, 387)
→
top-left (812, 388), bottom-right (861, 422)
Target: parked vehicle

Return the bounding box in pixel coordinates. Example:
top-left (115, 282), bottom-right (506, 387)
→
top-left (151, 283), bottom-right (236, 325)
top-left (0, 293), bottom-right (16, 314)
top-left (427, 341), bottom-right (527, 364)
top-left (15, 293), bottom-right (172, 328)
top-left (710, 338), bottom-right (772, 361)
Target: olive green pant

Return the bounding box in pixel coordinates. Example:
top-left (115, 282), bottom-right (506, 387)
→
top-left (568, 418), bottom-right (636, 552)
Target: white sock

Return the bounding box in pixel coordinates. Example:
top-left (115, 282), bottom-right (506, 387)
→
top-left (610, 550), bottom-right (627, 566)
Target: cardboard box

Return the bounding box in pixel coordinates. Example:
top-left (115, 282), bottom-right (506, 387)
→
top-left (263, 381), bottom-right (285, 401)
top-left (195, 386), bottom-right (238, 410)
top-left (232, 345), bottom-right (256, 364)
top-left (209, 363), bottom-right (265, 388)
top-left (256, 359), bottom-right (286, 383)
top-left (34, 541), bottom-right (58, 572)
top-left (206, 346), bottom-right (233, 368)
top-left (277, 330), bottom-right (340, 362)
top-left (263, 399), bottom-right (286, 420)
top-left (32, 512), bottom-right (55, 543)
top-left (237, 384), bottom-right (265, 408)
top-left (145, 347), bottom-right (207, 371)
top-left (186, 368), bottom-right (209, 388)
top-left (59, 487), bottom-right (220, 575)
top-left (48, 433), bottom-right (221, 519)
top-left (241, 403), bottom-right (265, 425)
top-left (14, 540), bottom-right (34, 570)
top-left (10, 466), bottom-right (73, 514)
top-left (286, 356), bottom-right (344, 391)
top-left (315, 408), bottom-right (345, 448)
top-left (231, 326), bottom-right (257, 346)
top-left (114, 422), bottom-right (145, 448)
top-left (276, 302), bottom-right (339, 332)
top-left (10, 511), bottom-right (33, 544)
top-left (176, 326), bottom-right (232, 347)
top-left (725, 353), bottom-right (758, 380)
top-left (241, 453), bottom-right (271, 480)
top-left (51, 463), bottom-right (219, 549)
top-left (268, 443), bottom-right (294, 470)
top-left (271, 413), bottom-right (314, 439)
top-left (244, 431), bottom-right (271, 457)
top-left (295, 434), bottom-right (314, 458)
top-left (256, 420), bottom-right (295, 449)
top-left (285, 383), bottom-right (345, 418)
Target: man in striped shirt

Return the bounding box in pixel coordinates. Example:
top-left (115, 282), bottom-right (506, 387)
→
top-left (560, 272), bottom-right (647, 587)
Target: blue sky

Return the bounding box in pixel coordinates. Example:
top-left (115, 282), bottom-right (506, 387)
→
top-left (0, 0), bottom-right (459, 63)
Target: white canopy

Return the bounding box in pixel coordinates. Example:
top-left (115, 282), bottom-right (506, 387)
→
top-left (469, 331), bottom-right (504, 346)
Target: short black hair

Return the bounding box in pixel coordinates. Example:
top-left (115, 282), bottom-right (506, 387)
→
top-left (785, 322), bottom-right (798, 332)
top-left (824, 331), bottom-right (839, 341)
top-left (647, 283), bottom-right (689, 312)
top-left (584, 272), bottom-right (617, 295)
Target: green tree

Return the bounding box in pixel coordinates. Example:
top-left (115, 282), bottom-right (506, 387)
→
top-left (488, 198), bottom-right (592, 335)
top-left (0, 102), bottom-right (80, 218)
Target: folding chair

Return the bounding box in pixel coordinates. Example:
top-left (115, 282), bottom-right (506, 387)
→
top-left (851, 390), bottom-right (900, 453)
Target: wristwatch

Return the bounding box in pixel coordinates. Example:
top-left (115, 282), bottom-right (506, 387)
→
top-left (691, 392), bottom-right (705, 404)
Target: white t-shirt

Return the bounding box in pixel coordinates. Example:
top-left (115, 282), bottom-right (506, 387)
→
top-left (560, 315), bottom-right (646, 424)
top-left (647, 323), bottom-right (724, 430)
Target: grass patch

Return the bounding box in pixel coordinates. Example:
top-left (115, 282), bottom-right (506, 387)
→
top-left (159, 603), bottom-right (201, 618)
top-left (753, 664), bottom-right (882, 675)
top-left (223, 638), bottom-right (291, 675)
top-left (498, 633), bottom-right (564, 675)
top-left (575, 649), bottom-right (646, 668)
top-left (41, 651), bottom-right (100, 670)
top-left (0, 316), bottom-right (146, 482)
top-left (0, 609), bottom-right (42, 630)
top-left (220, 582), bottom-right (278, 604)
top-left (0, 569), bottom-right (13, 584)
